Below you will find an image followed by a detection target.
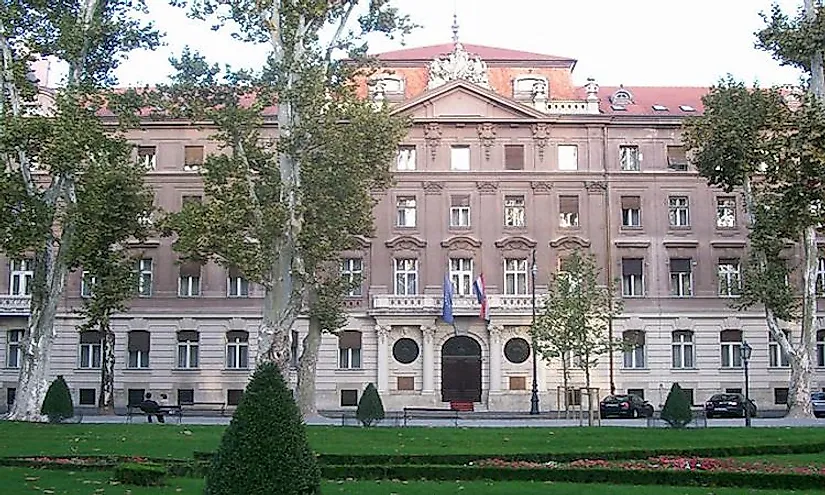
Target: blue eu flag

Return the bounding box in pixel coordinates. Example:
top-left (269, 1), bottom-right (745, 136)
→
top-left (442, 272), bottom-right (454, 324)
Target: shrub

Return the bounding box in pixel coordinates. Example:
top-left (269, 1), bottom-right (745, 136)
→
top-left (661, 383), bottom-right (693, 428)
top-left (204, 362), bottom-right (320, 495)
top-left (356, 383), bottom-right (385, 427)
top-left (40, 375), bottom-right (74, 423)
top-left (114, 462), bottom-right (167, 486)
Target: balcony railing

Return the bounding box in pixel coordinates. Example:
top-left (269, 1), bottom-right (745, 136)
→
top-left (370, 293), bottom-right (544, 314)
top-left (0, 295), bottom-right (31, 316)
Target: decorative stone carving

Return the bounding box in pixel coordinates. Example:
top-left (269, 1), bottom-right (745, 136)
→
top-left (487, 323), bottom-right (503, 338)
top-left (475, 181), bottom-right (499, 194)
top-left (422, 181), bottom-right (444, 195)
top-left (422, 325), bottom-right (437, 342)
top-left (441, 235), bottom-right (482, 250)
top-left (494, 235), bottom-right (538, 250)
top-left (530, 181), bottom-right (553, 194)
top-left (424, 123), bottom-right (442, 160)
top-left (674, 317), bottom-right (694, 331)
top-left (427, 43), bottom-right (491, 89)
top-left (344, 235), bottom-right (372, 250)
top-left (584, 78), bottom-right (600, 102)
top-left (721, 316), bottom-right (742, 330)
top-left (584, 180), bottom-right (607, 193)
top-left (477, 123), bottom-right (497, 160)
top-left (375, 325), bottom-right (390, 341)
top-left (531, 123), bottom-right (549, 161)
top-left (384, 235), bottom-right (427, 250)
top-left (549, 235), bottom-right (591, 249)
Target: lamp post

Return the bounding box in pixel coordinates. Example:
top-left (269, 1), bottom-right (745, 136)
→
top-left (740, 341), bottom-right (753, 427)
top-left (530, 249), bottom-right (540, 415)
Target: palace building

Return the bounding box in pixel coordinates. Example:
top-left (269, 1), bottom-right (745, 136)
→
top-left (2, 34), bottom-right (824, 414)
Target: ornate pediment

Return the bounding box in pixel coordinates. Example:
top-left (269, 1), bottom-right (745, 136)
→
top-left (428, 43), bottom-right (490, 90)
top-left (584, 180), bottom-right (607, 194)
top-left (441, 235), bottom-right (482, 250)
top-left (549, 235), bottom-right (591, 249)
top-left (385, 235), bottom-right (427, 250)
top-left (531, 181), bottom-right (553, 194)
top-left (422, 181), bottom-right (444, 195)
top-left (495, 235), bottom-right (537, 250)
top-left (343, 235), bottom-right (372, 250)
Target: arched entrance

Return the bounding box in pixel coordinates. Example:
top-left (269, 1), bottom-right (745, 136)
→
top-left (441, 336), bottom-right (482, 402)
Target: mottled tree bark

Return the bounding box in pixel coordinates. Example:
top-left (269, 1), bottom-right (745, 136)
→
top-left (98, 317), bottom-right (116, 414)
top-left (296, 315), bottom-right (322, 417)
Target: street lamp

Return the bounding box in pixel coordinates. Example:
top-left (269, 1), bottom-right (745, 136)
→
top-left (530, 248), bottom-right (540, 415)
top-left (740, 341), bottom-right (753, 427)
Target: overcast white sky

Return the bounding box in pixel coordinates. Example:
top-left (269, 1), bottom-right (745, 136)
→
top-left (107, 0), bottom-right (805, 88)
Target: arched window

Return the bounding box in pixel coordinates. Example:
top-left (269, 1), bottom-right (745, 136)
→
top-left (720, 329), bottom-right (743, 368)
top-left (78, 330), bottom-right (102, 369)
top-left (177, 331), bottom-right (199, 369)
top-left (622, 330), bottom-right (645, 369)
top-left (226, 331), bottom-right (249, 369)
top-left (338, 331), bottom-right (362, 369)
top-left (671, 330), bottom-right (694, 369)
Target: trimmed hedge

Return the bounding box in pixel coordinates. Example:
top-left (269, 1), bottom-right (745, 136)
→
top-left (321, 464), bottom-right (825, 491)
top-left (113, 462), bottom-right (167, 486)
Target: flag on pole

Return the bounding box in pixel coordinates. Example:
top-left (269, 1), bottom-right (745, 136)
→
top-left (442, 272), bottom-right (454, 324)
top-left (473, 273), bottom-right (490, 322)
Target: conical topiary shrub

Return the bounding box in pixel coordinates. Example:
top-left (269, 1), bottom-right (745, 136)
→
top-left (661, 382), bottom-right (693, 428)
top-left (356, 383), bottom-right (385, 427)
top-left (204, 362), bottom-right (320, 495)
top-left (40, 375), bottom-right (74, 423)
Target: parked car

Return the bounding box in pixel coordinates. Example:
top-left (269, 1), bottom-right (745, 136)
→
top-left (812, 392), bottom-right (825, 418)
top-left (704, 393), bottom-right (757, 418)
top-left (600, 394), bottom-right (654, 419)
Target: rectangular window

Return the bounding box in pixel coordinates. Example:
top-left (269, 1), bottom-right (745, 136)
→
top-left (10, 259), bottom-right (33, 296)
top-left (769, 332), bottom-right (791, 368)
top-left (127, 331), bottom-right (150, 369)
top-left (504, 145), bottom-right (524, 170)
top-left (667, 145), bottom-right (688, 171)
top-left (290, 330), bottom-right (300, 368)
top-left (341, 258), bottom-right (363, 296)
top-left (716, 197), bottom-right (736, 228)
top-left (450, 145), bottom-right (470, 171)
top-left (80, 270), bottom-right (96, 298)
top-left (774, 387), bottom-right (789, 405)
top-left (393, 258), bottom-right (418, 295)
top-left (450, 258), bottom-right (473, 296)
top-left (817, 330), bottom-right (825, 367)
top-left (227, 389), bottom-right (244, 406)
top-left (504, 195), bottom-right (525, 227)
top-left (668, 196), bottom-right (690, 227)
top-left (504, 258), bottom-right (528, 295)
top-left (6, 330), bottom-right (22, 369)
top-left (78, 331), bottom-right (102, 369)
top-left (396, 196), bottom-right (417, 227)
top-left (396, 145), bottom-right (416, 171)
top-left (671, 331), bottom-right (695, 368)
top-left (338, 331), bottom-right (362, 369)
top-left (558, 145), bottom-right (578, 171)
top-left (184, 145), bottom-right (204, 171)
top-left (226, 331), bottom-right (250, 369)
top-left (620, 145), bottom-right (640, 171)
top-left (137, 146), bottom-right (157, 170)
top-left (620, 196), bottom-right (641, 228)
top-left (622, 331), bottom-right (646, 369)
top-left (621, 258), bottom-right (644, 297)
top-left (720, 330), bottom-right (743, 368)
top-left (669, 258), bottom-right (693, 297)
top-left (816, 258), bottom-right (825, 295)
top-left (127, 389), bottom-right (145, 407)
top-left (450, 195), bottom-right (471, 227)
top-left (682, 388), bottom-right (695, 406)
top-left (136, 259), bottom-right (153, 297)
top-left (79, 388), bottom-right (96, 406)
top-left (227, 266), bottom-right (249, 297)
top-left (177, 331), bottom-right (199, 369)
top-left (559, 195), bottom-right (579, 228)
top-left (178, 262), bottom-right (201, 297)
top-left (178, 389), bottom-right (195, 405)
top-left (717, 259), bottom-right (742, 297)
top-left (340, 389), bottom-right (358, 407)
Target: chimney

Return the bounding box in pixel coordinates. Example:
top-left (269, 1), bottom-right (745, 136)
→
top-left (584, 77), bottom-right (600, 114)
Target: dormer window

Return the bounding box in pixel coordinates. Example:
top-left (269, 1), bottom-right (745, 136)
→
top-left (652, 104), bottom-right (668, 112)
top-left (610, 87), bottom-right (633, 107)
top-left (679, 105), bottom-right (696, 112)
top-left (513, 76), bottom-right (548, 100)
top-left (370, 75), bottom-right (405, 96)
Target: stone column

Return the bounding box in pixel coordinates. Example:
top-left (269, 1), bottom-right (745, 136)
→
top-left (422, 325), bottom-right (436, 393)
top-left (376, 325), bottom-right (390, 393)
top-left (488, 323), bottom-right (503, 393)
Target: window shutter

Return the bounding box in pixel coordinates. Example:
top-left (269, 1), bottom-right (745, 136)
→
top-left (559, 196), bottom-right (579, 212)
top-left (622, 258), bottom-right (643, 276)
top-left (720, 329), bottom-right (743, 342)
top-left (338, 330), bottom-right (362, 349)
top-left (621, 196), bottom-right (641, 209)
top-left (128, 331), bottom-right (150, 352)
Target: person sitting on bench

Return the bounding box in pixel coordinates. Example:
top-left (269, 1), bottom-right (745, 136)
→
top-left (138, 393), bottom-right (165, 423)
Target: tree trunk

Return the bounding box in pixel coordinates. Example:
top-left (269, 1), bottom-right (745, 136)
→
top-left (296, 315), bottom-right (322, 418)
top-left (7, 245), bottom-right (69, 422)
top-left (258, 286), bottom-right (295, 377)
top-left (786, 224), bottom-right (818, 418)
top-left (561, 356), bottom-right (569, 413)
top-left (98, 316), bottom-right (116, 414)
top-left (584, 354), bottom-right (593, 426)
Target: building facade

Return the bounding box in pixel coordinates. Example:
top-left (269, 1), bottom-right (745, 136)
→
top-left (2, 39), bottom-right (825, 413)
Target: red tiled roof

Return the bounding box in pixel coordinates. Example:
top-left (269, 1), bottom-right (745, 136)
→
top-left (584, 85), bottom-right (709, 116)
top-left (374, 43), bottom-right (576, 63)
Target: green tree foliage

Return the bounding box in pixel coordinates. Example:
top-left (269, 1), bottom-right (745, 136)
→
top-left (660, 383), bottom-right (692, 429)
top-left (356, 382), bottom-right (385, 427)
top-left (204, 362), bottom-right (320, 495)
top-left (0, 0), bottom-right (159, 421)
top-left (40, 375), bottom-right (74, 423)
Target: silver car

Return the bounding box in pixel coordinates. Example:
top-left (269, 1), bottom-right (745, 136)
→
top-left (813, 392), bottom-right (825, 418)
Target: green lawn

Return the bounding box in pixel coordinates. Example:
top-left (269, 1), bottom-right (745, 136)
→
top-left (1, 422), bottom-right (824, 458)
top-left (3, 468), bottom-right (825, 495)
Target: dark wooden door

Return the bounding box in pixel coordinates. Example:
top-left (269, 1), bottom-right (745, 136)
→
top-left (441, 336), bottom-right (482, 402)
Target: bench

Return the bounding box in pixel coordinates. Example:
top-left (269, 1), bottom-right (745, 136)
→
top-left (181, 402), bottom-right (228, 416)
top-left (402, 407), bottom-right (460, 427)
top-left (126, 404), bottom-right (183, 423)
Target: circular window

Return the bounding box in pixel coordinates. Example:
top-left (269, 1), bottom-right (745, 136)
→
top-left (393, 338), bottom-right (420, 364)
top-left (504, 337), bottom-right (531, 364)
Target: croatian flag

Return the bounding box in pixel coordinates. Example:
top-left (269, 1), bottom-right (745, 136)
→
top-left (442, 272), bottom-right (454, 324)
top-left (473, 274), bottom-right (490, 322)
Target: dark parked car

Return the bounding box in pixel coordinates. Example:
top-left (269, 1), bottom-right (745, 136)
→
top-left (704, 393), bottom-right (757, 418)
top-left (600, 394), bottom-right (654, 419)
top-left (812, 392), bottom-right (825, 418)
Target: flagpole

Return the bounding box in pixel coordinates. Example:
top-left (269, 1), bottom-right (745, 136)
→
top-left (530, 248), bottom-right (540, 415)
